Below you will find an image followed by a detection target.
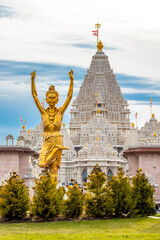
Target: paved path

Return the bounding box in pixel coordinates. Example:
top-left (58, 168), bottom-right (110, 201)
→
top-left (148, 216), bottom-right (160, 219)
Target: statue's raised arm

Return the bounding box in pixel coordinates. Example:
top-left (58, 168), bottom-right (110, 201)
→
top-left (31, 70), bottom-right (44, 114)
top-left (61, 69), bottom-right (74, 114)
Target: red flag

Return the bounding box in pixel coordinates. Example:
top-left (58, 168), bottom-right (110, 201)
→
top-left (135, 113), bottom-right (137, 118)
top-left (20, 115), bottom-right (23, 121)
top-left (25, 120), bottom-right (27, 126)
top-left (92, 30), bottom-right (98, 36)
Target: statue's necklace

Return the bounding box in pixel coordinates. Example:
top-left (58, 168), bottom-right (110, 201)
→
top-left (47, 108), bottom-right (57, 123)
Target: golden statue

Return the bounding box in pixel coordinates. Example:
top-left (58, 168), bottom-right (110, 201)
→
top-left (31, 70), bottom-right (74, 182)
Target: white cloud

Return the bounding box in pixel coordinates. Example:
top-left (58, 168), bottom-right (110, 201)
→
top-left (121, 87), bottom-right (160, 95)
top-left (1, 0), bottom-right (160, 141)
top-left (0, 0), bottom-right (160, 81)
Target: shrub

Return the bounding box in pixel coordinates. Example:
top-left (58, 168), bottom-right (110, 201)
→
top-left (85, 164), bottom-right (114, 218)
top-left (0, 172), bottom-right (29, 220)
top-left (132, 169), bottom-right (156, 216)
top-left (63, 183), bottom-right (84, 218)
top-left (32, 168), bottom-right (64, 219)
top-left (108, 167), bottom-right (133, 217)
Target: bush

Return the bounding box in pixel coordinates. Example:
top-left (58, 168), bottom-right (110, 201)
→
top-left (0, 172), bottom-right (30, 220)
top-left (108, 167), bottom-right (133, 217)
top-left (132, 169), bottom-right (156, 216)
top-left (63, 183), bottom-right (84, 218)
top-left (85, 164), bottom-right (114, 218)
top-left (32, 168), bottom-right (64, 219)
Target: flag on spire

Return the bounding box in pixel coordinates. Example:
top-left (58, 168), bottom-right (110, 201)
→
top-left (92, 23), bottom-right (101, 50)
top-left (92, 30), bottom-right (98, 36)
top-left (135, 112), bottom-right (138, 128)
top-left (20, 115), bottom-right (23, 130)
top-left (95, 93), bottom-right (98, 114)
top-left (20, 115), bottom-right (23, 122)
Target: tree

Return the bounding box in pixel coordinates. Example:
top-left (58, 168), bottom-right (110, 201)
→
top-left (85, 164), bottom-right (114, 218)
top-left (132, 169), bottom-right (156, 216)
top-left (32, 168), bottom-right (64, 219)
top-left (0, 172), bottom-right (30, 220)
top-left (63, 182), bottom-right (84, 218)
top-left (108, 167), bottom-right (133, 217)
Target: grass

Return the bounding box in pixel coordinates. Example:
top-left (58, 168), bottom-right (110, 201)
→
top-left (0, 217), bottom-right (160, 240)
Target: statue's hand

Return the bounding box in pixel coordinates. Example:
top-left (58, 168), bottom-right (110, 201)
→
top-left (31, 70), bottom-right (36, 80)
top-left (69, 69), bottom-right (74, 81)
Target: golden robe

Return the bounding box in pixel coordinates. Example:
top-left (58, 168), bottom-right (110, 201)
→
top-left (39, 107), bottom-right (66, 168)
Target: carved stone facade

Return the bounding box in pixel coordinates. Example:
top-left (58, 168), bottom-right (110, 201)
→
top-left (78, 112), bottom-right (127, 148)
top-left (69, 48), bottom-right (130, 146)
top-left (16, 123), bottom-right (43, 150)
top-left (74, 139), bottom-right (127, 185)
top-left (124, 115), bottom-right (160, 149)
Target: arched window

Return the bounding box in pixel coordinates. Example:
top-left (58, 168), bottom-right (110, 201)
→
top-left (107, 169), bottom-right (113, 181)
top-left (82, 169), bottom-right (87, 183)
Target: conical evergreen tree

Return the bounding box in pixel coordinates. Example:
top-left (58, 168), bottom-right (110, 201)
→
top-left (85, 164), bottom-right (114, 218)
top-left (0, 172), bottom-right (30, 220)
top-left (32, 168), bottom-right (64, 219)
top-left (108, 167), bottom-right (133, 217)
top-left (63, 182), bottom-right (84, 219)
top-left (132, 169), bottom-right (156, 216)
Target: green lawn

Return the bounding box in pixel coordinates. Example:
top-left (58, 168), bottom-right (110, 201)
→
top-left (0, 217), bottom-right (160, 240)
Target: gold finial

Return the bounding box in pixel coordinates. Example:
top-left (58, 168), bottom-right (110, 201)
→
top-left (97, 109), bottom-right (100, 114)
top-left (154, 132), bottom-right (157, 137)
top-left (28, 129), bottom-right (30, 133)
top-left (63, 123), bottom-right (65, 127)
top-left (84, 144), bottom-right (86, 147)
top-left (95, 23), bottom-right (101, 28)
top-left (96, 137), bottom-right (99, 141)
top-left (97, 40), bottom-right (103, 51)
top-left (109, 144), bottom-right (111, 147)
top-left (131, 123), bottom-right (135, 127)
top-left (22, 125), bottom-right (25, 130)
top-left (97, 128), bottom-right (99, 130)
top-left (152, 113), bottom-right (155, 118)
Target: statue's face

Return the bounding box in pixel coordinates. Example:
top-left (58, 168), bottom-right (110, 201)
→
top-left (46, 92), bottom-right (58, 107)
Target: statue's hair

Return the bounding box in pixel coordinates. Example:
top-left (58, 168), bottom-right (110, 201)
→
top-left (46, 85), bottom-right (59, 98)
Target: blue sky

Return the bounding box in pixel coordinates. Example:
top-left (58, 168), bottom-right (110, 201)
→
top-left (0, 0), bottom-right (160, 144)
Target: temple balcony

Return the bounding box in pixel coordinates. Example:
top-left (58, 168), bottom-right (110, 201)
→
top-left (69, 109), bottom-right (79, 113)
